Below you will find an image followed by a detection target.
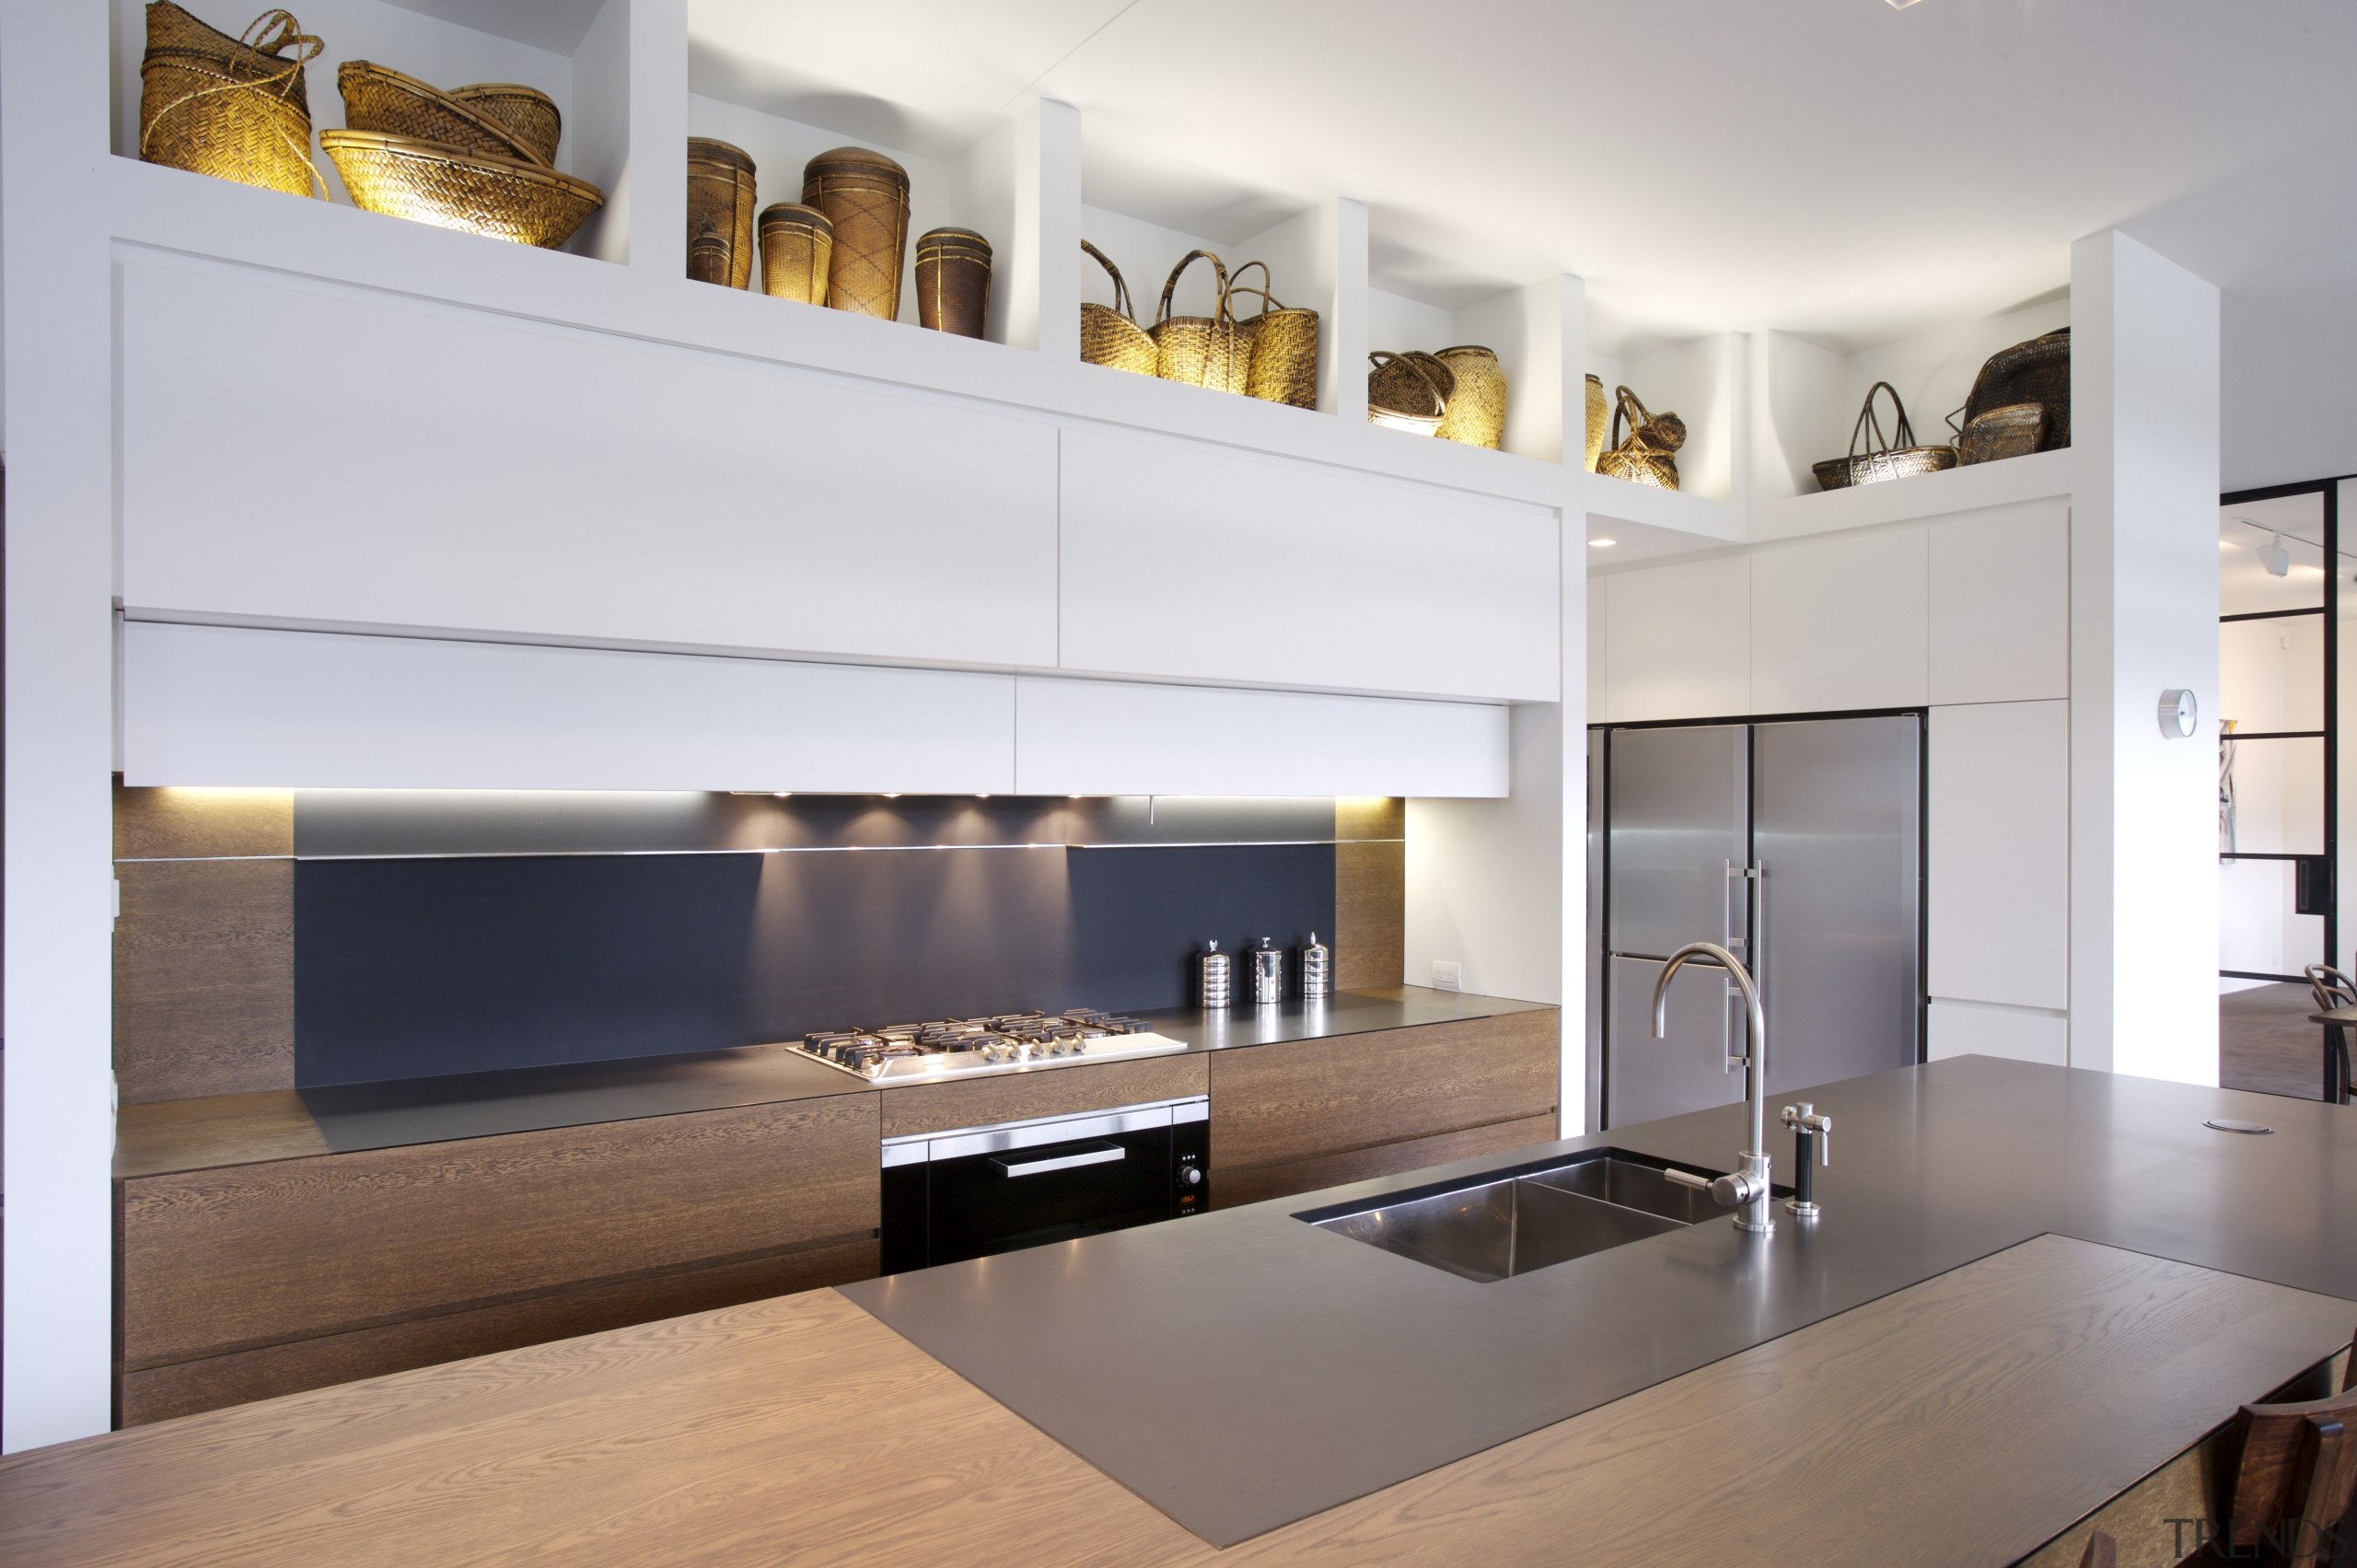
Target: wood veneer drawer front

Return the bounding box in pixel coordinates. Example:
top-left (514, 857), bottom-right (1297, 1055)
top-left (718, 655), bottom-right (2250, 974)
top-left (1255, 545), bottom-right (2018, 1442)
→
top-left (1208, 1011), bottom-right (1558, 1172)
top-left (122, 1095), bottom-right (879, 1369)
top-left (1212, 1114), bottom-right (1560, 1212)
top-left (878, 1054), bottom-right (1209, 1138)
top-left (120, 1237), bottom-right (878, 1426)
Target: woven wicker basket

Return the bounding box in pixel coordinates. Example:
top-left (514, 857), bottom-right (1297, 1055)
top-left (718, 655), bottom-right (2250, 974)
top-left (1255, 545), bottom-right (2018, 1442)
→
top-left (1229, 261), bottom-right (1319, 410)
top-left (339, 61), bottom-right (541, 165)
top-left (1152, 250), bottom-right (1249, 394)
top-left (1597, 386), bottom-right (1686, 490)
top-left (321, 130), bottom-right (604, 248)
top-left (1812, 381), bottom-right (1956, 490)
top-left (139, 6), bottom-right (322, 197)
top-left (448, 83), bottom-right (560, 166)
top-left (759, 203), bottom-right (833, 306)
top-left (1434, 345), bottom-right (1507, 449)
top-left (1080, 241), bottom-right (1157, 376)
top-left (804, 146), bottom-right (911, 319)
top-left (1368, 351), bottom-right (1453, 436)
top-left (1955, 401), bottom-right (2047, 467)
top-left (1585, 374), bottom-right (1608, 472)
top-left (688, 138), bottom-right (758, 289)
top-left (145, 2), bottom-right (313, 102)
top-left (1963, 328), bottom-right (2071, 451)
top-left (915, 227), bottom-right (992, 338)
top-left (688, 225), bottom-right (733, 285)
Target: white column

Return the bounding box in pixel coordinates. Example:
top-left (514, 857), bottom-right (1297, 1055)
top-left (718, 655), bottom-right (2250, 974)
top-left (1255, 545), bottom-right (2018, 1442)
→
top-left (2069, 229), bottom-right (2223, 1083)
top-left (2, 1), bottom-right (119, 1450)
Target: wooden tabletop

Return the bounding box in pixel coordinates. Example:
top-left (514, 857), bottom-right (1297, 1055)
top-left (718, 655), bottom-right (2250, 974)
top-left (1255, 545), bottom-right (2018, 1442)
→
top-left (2, 1232), bottom-right (2347, 1567)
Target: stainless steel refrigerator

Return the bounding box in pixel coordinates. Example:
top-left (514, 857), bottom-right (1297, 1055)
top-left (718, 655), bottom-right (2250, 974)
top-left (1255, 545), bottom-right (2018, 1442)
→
top-left (1596, 715), bottom-right (1922, 1128)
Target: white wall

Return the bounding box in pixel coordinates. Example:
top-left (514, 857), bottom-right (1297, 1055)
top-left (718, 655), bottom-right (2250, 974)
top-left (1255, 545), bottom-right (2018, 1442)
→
top-left (2070, 230), bottom-right (2222, 1084)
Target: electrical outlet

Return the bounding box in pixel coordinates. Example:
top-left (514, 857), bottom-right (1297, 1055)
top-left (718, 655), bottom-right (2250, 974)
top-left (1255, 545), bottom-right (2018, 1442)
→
top-left (1432, 960), bottom-right (1463, 992)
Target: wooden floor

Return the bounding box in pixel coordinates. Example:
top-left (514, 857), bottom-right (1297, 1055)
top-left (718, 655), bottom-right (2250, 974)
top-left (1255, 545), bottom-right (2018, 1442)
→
top-left (2221, 983), bottom-right (2332, 1101)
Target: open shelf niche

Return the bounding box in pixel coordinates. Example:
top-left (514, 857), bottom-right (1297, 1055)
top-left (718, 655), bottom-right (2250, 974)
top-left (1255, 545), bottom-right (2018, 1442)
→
top-left (1361, 266), bottom-right (1577, 469)
top-left (110, 0), bottom-right (636, 262)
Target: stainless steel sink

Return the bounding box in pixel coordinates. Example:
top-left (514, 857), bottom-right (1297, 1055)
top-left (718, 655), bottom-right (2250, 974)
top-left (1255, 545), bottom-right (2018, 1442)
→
top-left (1298, 1152), bottom-right (1714, 1283)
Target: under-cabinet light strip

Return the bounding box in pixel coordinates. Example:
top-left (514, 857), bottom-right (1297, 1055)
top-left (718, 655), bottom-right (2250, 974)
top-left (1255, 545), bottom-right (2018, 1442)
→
top-left (114, 838), bottom-right (1407, 865)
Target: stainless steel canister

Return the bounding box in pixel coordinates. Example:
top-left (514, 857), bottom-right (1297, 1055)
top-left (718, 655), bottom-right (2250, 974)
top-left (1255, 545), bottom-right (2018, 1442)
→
top-left (1197, 939), bottom-right (1233, 1008)
top-left (1300, 931), bottom-right (1332, 998)
top-left (1249, 936), bottom-right (1285, 1006)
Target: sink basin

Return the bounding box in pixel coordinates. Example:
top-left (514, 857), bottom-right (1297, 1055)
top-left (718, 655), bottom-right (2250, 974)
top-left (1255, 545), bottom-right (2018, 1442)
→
top-left (1297, 1151), bottom-right (1718, 1283)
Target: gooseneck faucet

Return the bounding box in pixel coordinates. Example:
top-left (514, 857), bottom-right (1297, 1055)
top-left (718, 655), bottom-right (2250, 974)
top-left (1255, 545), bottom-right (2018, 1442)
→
top-left (1649, 941), bottom-right (1775, 1234)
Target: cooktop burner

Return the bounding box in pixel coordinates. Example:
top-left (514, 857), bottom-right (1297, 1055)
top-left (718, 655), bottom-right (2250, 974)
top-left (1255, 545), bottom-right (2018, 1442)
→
top-left (792, 1008), bottom-right (1187, 1082)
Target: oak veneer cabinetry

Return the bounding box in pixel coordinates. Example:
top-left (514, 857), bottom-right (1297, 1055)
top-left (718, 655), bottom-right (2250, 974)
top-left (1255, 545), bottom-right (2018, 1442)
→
top-left (881, 1054), bottom-right (1209, 1139)
top-left (1209, 1010), bottom-right (1560, 1208)
top-left (118, 1095), bottom-right (877, 1423)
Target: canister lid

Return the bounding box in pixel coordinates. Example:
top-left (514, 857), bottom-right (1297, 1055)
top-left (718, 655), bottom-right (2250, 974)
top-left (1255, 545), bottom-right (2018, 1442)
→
top-left (687, 136), bottom-right (755, 174)
top-left (804, 145), bottom-right (909, 187)
top-left (917, 226), bottom-right (992, 257)
top-left (758, 202), bottom-right (835, 237)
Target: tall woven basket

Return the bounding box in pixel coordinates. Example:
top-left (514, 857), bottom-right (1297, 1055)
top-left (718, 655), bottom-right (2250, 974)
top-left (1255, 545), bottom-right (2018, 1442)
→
top-left (804, 146), bottom-right (911, 319)
top-left (759, 203), bottom-right (833, 305)
top-left (1228, 261), bottom-right (1319, 410)
top-left (1434, 346), bottom-right (1507, 449)
top-left (687, 138), bottom-right (758, 289)
top-left (140, 4), bottom-right (323, 197)
top-left (1596, 386), bottom-right (1686, 490)
top-left (915, 227), bottom-right (992, 337)
top-left (1151, 250), bottom-right (1249, 394)
top-left (1584, 374), bottom-right (1608, 472)
top-left (1080, 241), bottom-right (1156, 376)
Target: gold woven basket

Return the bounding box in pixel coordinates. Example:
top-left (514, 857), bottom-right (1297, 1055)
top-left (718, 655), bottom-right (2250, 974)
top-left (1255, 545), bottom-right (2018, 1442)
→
top-left (139, 6), bottom-right (322, 197)
top-left (915, 227), bottom-right (992, 338)
top-left (338, 61), bottom-right (541, 165)
top-left (1080, 241), bottom-right (1157, 376)
top-left (1434, 345), bottom-right (1507, 449)
top-left (759, 203), bottom-right (833, 306)
top-left (1584, 374), bottom-right (1608, 472)
top-left (1229, 261), bottom-right (1319, 410)
top-left (1152, 250), bottom-right (1249, 394)
top-left (688, 138), bottom-right (758, 289)
top-left (448, 83), bottom-right (560, 166)
top-left (1597, 386), bottom-right (1686, 490)
top-left (804, 146), bottom-right (911, 319)
top-left (320, 130), bottom-right (604, 248)
top-left (1368, 351), bottom-right (1453, 436)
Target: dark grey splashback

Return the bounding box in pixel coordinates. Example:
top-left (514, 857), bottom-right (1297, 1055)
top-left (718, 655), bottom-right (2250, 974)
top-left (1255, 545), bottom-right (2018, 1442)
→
top-left (292, 795), bottom-right (1348, 1086)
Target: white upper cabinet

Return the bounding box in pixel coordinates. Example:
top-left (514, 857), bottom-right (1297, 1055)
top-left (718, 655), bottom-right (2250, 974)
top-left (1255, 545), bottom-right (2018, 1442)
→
top-left (1590, 554), bottom-right (1749, 723)
top-left (1928, 501), bottom-right (2071, 705)
top-left (1749, 528), bottom-right (1929, 713)
top-left (1013, 676), bottom-right (1508, 797)
top-left (1927, 699), bottom-right (2070, 1012)
top-left (117, 258), bottom-right (1061, 670)
top-left (1056, 428), bottom-right (1561, 703)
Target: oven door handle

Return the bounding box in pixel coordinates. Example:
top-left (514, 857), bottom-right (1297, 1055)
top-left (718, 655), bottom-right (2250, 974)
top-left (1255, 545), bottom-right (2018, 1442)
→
top-left (993, 1143), bottom-right (1128, 1178)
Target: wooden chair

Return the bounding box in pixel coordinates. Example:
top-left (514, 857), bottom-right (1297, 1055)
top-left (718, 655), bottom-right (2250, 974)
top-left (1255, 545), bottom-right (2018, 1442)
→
top-left (2198, 1328), bottom-right (2357, 1566)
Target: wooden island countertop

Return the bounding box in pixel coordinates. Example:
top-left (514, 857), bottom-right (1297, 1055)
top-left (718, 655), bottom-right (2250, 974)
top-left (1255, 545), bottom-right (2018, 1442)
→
top-left (2, 1232), bottom-right (2347, 1568)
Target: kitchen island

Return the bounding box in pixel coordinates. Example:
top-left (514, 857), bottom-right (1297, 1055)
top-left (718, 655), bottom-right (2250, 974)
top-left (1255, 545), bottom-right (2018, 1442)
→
top-left (11, 1056), bottom-right (2355, 1566)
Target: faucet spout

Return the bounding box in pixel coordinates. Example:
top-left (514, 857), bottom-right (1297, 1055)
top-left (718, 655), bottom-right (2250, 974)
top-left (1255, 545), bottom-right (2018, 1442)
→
top-left (1649, 941), bottom-right (1773, 1234)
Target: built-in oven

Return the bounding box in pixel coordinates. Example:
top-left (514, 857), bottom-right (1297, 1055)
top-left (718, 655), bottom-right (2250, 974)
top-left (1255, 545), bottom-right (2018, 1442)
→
top-left (879, 1095), bottom-right (1208, 1274)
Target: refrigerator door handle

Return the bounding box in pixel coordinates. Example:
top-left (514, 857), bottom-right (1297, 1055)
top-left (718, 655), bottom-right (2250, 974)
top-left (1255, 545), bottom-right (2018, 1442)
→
top-left (1723, 861), bottom-right (1763, 1074)
top-left (1723, 860), bottom-right (1747, 952)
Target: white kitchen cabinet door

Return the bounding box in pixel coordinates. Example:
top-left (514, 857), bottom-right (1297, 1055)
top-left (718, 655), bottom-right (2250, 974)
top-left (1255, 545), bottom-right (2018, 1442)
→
top-left (1589, 554), bottom-right (1749, 723)
top-left (1056, 428), bottom-right (1560, 703)
top-left (118, 259), bottom-right (1059, 669)
top-left (1749, 528), bottom-right (1929, 714)
top-left (120, 621), bottom-right (1016, 793)
top-left (1928, 501), bottom-right (2070, 705)
top-left (1928, 700), bottom-right (2069, 1010)
top-left (1926, 1000), bottom-right (2069, 1067)
top-left (1013, 677), bottom-right (1508, 797)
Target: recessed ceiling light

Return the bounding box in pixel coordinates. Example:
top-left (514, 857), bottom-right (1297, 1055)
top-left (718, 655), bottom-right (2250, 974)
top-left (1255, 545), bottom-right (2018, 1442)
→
top-left (1886, 0), bottom-right (1925, 8)
top-left (1589, 537), bottom-right (1617, 549)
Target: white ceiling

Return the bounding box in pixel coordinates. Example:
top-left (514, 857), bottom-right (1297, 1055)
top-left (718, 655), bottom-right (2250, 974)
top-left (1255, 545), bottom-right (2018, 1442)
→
top-left (686, 0), bottom-right (2356, 489)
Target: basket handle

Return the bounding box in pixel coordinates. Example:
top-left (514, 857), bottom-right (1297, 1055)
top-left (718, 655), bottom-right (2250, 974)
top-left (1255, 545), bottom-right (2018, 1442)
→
top-left (235, 9), bottom-right (323, 100)
top-left (1081, 240), bottom-right (1136, 323)
top-left (1370, 351), bottom-right (1448, 415)
top-left (1156, 249), bottom-right (1233, 329)
top-left (1610, 385), bottom-right (1656, 450)
top-left (1849, 381), bottom-right (1916, 460)
top-left (1226, 260), bottom-right (1290, 321)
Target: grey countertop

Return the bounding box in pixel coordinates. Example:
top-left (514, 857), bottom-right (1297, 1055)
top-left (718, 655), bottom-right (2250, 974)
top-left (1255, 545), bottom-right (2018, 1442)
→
top-left (839, 1056), bottom-right (2357, 1548)
top-left (121, 987), bottom-right (1549, 1171)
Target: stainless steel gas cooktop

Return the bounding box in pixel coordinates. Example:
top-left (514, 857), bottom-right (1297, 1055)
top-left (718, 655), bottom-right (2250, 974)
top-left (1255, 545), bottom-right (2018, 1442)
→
top-left (790, 1008), bottom-right (1189, 1083)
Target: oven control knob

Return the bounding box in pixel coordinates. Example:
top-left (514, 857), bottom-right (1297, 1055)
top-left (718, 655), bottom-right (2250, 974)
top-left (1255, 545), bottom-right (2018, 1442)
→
top-left (1180, 1167), bottom-right (1203, 1186)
